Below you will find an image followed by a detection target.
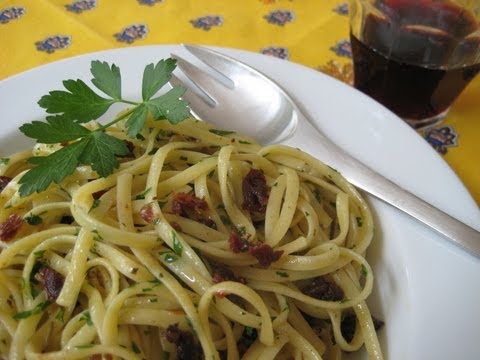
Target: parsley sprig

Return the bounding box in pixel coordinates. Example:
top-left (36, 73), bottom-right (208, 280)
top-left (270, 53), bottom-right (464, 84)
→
top-left (18, 58), bottom-right (189, 197)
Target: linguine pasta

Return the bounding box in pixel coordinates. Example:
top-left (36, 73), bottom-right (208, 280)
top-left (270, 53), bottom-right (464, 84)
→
top-left (0, 117), bottom-right (383, 359)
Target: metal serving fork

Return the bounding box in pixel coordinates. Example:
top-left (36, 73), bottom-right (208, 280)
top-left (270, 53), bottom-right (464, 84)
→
top-left (170, 44), bottom-right (480, 258)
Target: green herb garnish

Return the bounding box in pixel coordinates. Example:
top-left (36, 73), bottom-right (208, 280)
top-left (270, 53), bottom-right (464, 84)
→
top-left (131, 341), bottom-right (141, 354)
top-left (148, 278), bottom-right (162, 287)
top-left (209, 129), bottom-right (236, 136)
top-left (158, 200), bottom-right (168, 209)
top-left (89, 199), bottom-right (101, 212)
top-left (163, 252), bottom-right (178, 263)
top-left (237, 225), bottom-right (247, 237)
top-left (55, 308), bottom-right (65, 322)
top-left (33, 250), bottom-right (46, 259)
top-left (361, 263), bottom-right (368, 277)
top-left (172, 231), bottom-right (183, 256)
top-left (356, 216), bottom-right (363, 227)
top-left (13, 301), bottom-right (51, 320)
top-left (186, 316), bottom-right (196, 334)
top-left (220, 215), bottom-right (231, 225)
top-left (80, 311), bottom-right (93, 326)
top-left (18, 59), bottom-right (189, 197)
top-left (244, 326), bottom-right (256, 338)
top-left (135, 187), bottom-right (152, 200)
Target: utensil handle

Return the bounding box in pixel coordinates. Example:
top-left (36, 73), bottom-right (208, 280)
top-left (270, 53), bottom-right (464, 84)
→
top-left (289, 113), bottom-right (480, 258)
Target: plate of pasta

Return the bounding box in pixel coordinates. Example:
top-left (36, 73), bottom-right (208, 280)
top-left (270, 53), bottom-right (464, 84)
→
top-left (0, 45), bottom-right (480, 360)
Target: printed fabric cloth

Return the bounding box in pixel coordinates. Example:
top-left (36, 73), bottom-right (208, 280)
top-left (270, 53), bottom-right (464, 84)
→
top-left (0, 0), bottom-right (479, 205)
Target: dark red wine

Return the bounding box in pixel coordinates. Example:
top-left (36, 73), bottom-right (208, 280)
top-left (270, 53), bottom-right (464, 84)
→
top-left (351, 0), bottom-right (480, 121)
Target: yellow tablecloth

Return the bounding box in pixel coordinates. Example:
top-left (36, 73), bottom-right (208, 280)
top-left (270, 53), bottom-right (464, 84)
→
top-left (1, 0), bottom-right (479, 205)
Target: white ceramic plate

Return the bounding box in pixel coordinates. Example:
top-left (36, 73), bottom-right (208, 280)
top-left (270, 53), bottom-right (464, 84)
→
top-left (1, 45), bottom-right (480, 360)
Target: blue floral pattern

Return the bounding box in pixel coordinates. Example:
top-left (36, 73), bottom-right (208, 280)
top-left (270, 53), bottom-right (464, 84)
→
top-left (260, 46), bottom-right (289, 60)
top-left (0, 7), bottom-right (25, 24)
top-left (330, 40), bottom-right (352, 58)
top-left (65, 0), bottom-right (97, 14)
top-left (138, 0), bottom-right (164, 5)
top-left (114, 24), bottom-right (148, 44)
top-left (190, 15), bottom-right (223, 30)
top-left (35, 35), bottom-right (71, 53)
top-left (264, 10), bottom-right (295, 26)
top-left (333, 3), bottom-right (349, 15)
top-left (424, 125), bottom-right (458, 155)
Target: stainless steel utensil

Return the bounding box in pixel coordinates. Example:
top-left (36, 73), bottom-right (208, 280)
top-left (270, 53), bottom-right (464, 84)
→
top-left (170, 44), bottom-right (480, 258)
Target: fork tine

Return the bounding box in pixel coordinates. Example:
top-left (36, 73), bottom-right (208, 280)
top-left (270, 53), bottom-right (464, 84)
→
top-left (172, 54), bottom-right (228, 104)
top-left (170, 74), bottom-right (214, 121)
top-left (184, 44), bottom-right (255, 82)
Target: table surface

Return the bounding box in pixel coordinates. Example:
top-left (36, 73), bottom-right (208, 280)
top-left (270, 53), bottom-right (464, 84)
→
top-left (1, 0), bottom-right (479, 205)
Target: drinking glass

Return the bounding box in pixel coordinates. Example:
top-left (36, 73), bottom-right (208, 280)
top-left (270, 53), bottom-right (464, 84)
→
top-left (349, 0), bottom-right (480, 129)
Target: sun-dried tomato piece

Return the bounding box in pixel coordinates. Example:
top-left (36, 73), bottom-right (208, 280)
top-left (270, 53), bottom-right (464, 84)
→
top-left (248, 243), bottom-right (283, 267)
top-left (211, 264), bottom-right (246, 284)
top-left (92, 189), bottom-right (108, 200)
top-left (0, 176), bottom-right (12, 193)
top-left (124, 140), bottom-right (135, 154)
top-left (341, 313), bottom-right (357, 343)
top-left (242, 169), bottom-right (269, 213)
top-left (340, 313), bottom-right (384, 343)
top-left (229, 232), bottom-right (250, 253)
top-left (60, 215), bottom-right (75, 224)
top-left (302, 277), bottom-right (344, 301)
top-left (140, 202), bottom-right (157, 224)
top-left (165, 324), bottom-right (182, 343)
top-left (166, 324), bottom-right (203, 360)
top-left (229, 231), bottom-right (282, 267)
top-left (89, 354), bottom-right (113, 360)
top-left (373, 316), bottom-right (385, 331)
top-left (171, 221), bottom-right (182, 232)
top-left (172, 192), bottom-right (208, 218)
top-left (237, 326), bottom-right (258, 357)
top-left (35, 267), bottom-right (65, 301)
top-left (0, 214), bottom-right (23, 242)
top-left (201, 217), bottom-right (217, 229)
